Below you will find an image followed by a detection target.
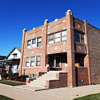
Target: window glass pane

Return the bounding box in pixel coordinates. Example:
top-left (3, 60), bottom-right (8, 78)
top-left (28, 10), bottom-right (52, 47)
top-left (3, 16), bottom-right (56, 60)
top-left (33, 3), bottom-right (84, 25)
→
top-left (32, 44), bottom-right (36, 48)
top-left (26, 57), bottom-right (29, 62)
top-left (27, 40), bottom-right (31, 46)
top-left (31, 57), bottom-right (35, 62)
top-left (31, 62), bottom-right (35, 66)
top-left (26, 57), bottom-right (30, 67)
top-left (37, 37), bottom-right (41, 42)
top-left (48, 40), bottom-right (54, 44)
top-left (49, 34), bottom-right (54, 40)
top-left (81, 34), bottom-right (84, 44)
top-left (36, 56), bottom-right (40, 66)
top-left (81, 39), bottom-right (84, 44)
top-left (55, 32), bottom-right (60, 38)
top-left (55, 38), bottom-right (61, 43)
top-left (62, 37), bottom-right (66, 41)
top-left (27, 40), bottom-right (31, 49)
top-left (26, 63), bottom-right (30, 66)
top-left (74, 31), bottom-right (80, 42)
top-left (37, 37), bottom-right (41, 47)
top-left (36, 62), bottom-right (40, 66)
top-left (74, 31), bottom-right (84, 44)
top-left (36, 56), bottom-right (40, 61)
top-left (37, 42), bottom-right (41, 47)
top-left (62, 30), bottom-right (66, 36)
top-left (32, 39), bottom-right (36, 44)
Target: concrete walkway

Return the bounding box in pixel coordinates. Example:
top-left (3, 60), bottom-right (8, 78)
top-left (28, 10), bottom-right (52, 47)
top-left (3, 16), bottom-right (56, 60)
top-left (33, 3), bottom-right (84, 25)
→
top-left (0, 84), bottom-right (100, 100)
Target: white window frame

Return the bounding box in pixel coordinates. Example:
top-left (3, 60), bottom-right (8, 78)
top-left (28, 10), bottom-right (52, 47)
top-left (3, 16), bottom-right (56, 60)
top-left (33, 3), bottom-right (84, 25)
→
top-left (27, 40), bottom-right (31, 49)
top-left (37, 37), bottom-right (42, 47)
top-left (36, 56), bottom-right (41, 66)
top-left (30, 56), bottom-right (35, 67)
top-left (25, 57), bottom-right (30, 67)
top-left (61, 30), bottom-right (67, 41)
top-left (32, 38), bottom-right (36, 48)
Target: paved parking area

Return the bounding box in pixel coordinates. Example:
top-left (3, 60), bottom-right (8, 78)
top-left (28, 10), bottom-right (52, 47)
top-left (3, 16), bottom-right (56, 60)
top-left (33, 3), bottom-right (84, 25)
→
top-left (0, 83), bottom-right (100, 100)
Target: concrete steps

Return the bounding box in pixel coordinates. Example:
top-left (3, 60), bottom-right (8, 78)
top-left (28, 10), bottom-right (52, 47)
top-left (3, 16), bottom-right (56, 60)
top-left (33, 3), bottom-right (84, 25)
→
top-left (28, 71), bottom-right (62, 88)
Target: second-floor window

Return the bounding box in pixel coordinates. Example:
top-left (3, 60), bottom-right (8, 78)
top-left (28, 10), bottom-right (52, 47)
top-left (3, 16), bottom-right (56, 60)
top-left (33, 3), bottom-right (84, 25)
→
top-left (55, 32), bottom-right (61, 43)
top-left (32, 38), bottom-right (36, 48)
top-left (48, 34), bottom-right (54, 44)
top-left (37, 37), bottom-right (42, 47)
top-left (48, 30), bottom-right (67, 45)
top-left (62, 30), bottom-right (67, 41)
top-left (74, 31), bottom-right (84, 44)
top-left (27, 37), bottom-right (42, 49)
top-left (27, 40), bottom-right (31, 49)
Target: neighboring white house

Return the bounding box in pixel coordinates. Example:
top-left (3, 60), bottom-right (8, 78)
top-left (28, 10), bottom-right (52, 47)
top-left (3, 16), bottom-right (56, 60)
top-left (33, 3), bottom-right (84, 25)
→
top-left (0, 47), bottom-right (21, 74)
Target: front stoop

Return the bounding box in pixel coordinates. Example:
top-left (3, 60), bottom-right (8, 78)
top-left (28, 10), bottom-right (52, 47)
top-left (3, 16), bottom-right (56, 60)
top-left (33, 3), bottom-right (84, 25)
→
top-left (27, 71), bottom-right (68, 90)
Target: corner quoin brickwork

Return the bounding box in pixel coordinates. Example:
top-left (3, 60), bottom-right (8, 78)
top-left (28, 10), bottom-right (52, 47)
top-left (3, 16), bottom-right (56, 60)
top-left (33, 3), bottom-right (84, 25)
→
top-left (19, 10), bottom-right (100, 87)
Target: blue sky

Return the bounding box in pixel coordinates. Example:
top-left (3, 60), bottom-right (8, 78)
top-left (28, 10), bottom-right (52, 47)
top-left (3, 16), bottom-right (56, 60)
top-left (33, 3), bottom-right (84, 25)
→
top-left (0, 0), bottom-right (100, 56)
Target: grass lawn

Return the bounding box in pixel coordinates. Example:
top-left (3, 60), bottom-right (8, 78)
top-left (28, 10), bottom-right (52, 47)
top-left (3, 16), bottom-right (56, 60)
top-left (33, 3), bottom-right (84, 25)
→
top-left (74, 93), bottom-right (100, 100)
top-left (0, 95), bottom-right (14, 100)
top-left (0, 80), bottom-right (24, 86)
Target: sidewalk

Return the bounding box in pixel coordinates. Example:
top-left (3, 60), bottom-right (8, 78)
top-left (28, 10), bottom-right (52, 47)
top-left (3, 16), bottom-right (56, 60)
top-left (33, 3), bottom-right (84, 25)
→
top-left (0, 83), bottom-right (100, 100)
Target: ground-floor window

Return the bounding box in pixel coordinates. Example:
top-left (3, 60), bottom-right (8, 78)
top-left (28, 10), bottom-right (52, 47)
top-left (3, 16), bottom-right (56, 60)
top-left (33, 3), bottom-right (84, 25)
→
top-left (25, 56), bottom-right (41, 67)
top-left (30, 56), bottom-right (35, 67)
top-left (25, 57), bottom-right (30, 67)
top-left (36, 56), bottom-right (40, 66)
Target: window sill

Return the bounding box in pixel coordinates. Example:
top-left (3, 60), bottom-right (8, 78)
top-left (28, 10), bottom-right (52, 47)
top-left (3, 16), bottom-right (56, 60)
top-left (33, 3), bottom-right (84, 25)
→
top-left (48, 41), bottom-right (66, 46)
top-left (26, 46), bottom-right (42, 50)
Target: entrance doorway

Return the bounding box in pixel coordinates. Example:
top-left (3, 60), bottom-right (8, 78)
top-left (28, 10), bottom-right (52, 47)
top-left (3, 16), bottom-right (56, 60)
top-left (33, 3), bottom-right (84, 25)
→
top-left (49, 55), bottom-right (61, 70)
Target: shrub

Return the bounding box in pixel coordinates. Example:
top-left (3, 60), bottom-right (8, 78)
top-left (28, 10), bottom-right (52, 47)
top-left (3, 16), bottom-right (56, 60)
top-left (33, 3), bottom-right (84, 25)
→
top-left (20, 75), bottom-right (29, 82)
top-left (1, 72), bottom-right (9, 80)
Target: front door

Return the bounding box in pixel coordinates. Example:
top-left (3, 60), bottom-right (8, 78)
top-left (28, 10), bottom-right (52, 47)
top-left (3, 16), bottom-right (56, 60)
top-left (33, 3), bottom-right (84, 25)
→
top-left (49, 56), bottom-right (61, 70)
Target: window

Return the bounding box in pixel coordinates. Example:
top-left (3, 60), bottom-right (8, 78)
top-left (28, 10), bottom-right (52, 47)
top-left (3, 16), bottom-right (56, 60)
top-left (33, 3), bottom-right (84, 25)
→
top-left (30, 56), bottom-right (35, 67)
top-left (27, 40), bottom-right (31, 49)
top-left (80, 34), bottom-right (84, 44)
top-left (37, 37), bottom-right (42, 47)
top-left (74, 31), bottom-right (80, 42)
top-left (48, 30), bottom-right (67, 45)
top-left (27, 74), bottom-right (36, 78)
top-left (36, 56), bottom-right (40, 66)
top-left (27, 37), bottom-right (42, 49)
top-left (48, 34), bottom-right (54, 44)
top-left (55, 32), bottom-right (61, 43)
top-left (13, 53), bottom-right (17, 58)
top-left (32, 38), bottom-right (36, 48)
top-left (61, 30), bottom-right (67, 41)
top-left (74, 31), bottom-right (84, 44)
top-left (25, 57), bottom-right (30, 67)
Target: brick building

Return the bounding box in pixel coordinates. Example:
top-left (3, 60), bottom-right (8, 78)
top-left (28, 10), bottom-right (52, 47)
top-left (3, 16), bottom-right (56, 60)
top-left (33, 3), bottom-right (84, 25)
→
top-left (19, 10), bottom-right (100, 88)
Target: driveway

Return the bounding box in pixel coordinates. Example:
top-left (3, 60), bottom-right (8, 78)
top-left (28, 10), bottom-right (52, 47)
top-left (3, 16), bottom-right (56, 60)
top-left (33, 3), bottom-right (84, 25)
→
top-left (0, 84), bottom-right (100, 100)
